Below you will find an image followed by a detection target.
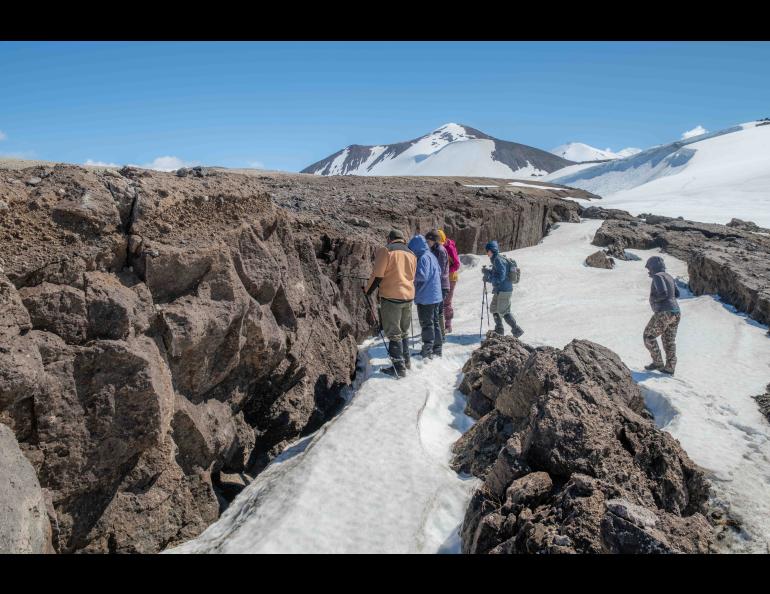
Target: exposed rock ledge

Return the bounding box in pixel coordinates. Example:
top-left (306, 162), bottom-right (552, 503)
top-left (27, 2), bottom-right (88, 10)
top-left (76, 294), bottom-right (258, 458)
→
top-left (583, 207), bottom-right (770, 328)
top-left (0, 165), bottom-right (581, 553)
top-left (452, 334), bottom-right (714, 554)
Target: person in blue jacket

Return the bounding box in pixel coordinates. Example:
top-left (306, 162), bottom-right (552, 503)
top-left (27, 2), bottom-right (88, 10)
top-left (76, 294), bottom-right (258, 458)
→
top-left (482, 240), bottom-right (524, 337)
top-left (408, 234), bottom-right (444, 358)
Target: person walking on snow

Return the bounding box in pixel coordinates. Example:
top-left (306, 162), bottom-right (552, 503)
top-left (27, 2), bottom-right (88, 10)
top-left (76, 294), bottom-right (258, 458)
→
top-left (408, 234), bottom-right (444, 359)
top-left (643, 255), bottom-right (681, 375)
top-left (438, 229), bottom-right (461, 334)
top-left (365, 229), bottom-right (417, 378)
top-left (483, 240), bottom-right (524, 338)
top-left (425, 229), bottom-right (450, 340)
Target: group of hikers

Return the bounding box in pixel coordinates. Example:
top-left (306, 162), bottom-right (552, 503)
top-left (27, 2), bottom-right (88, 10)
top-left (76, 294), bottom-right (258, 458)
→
top-left (363, 227), bottom-right (683, 380)
top-left (364, 228), bottom-right (524, 379)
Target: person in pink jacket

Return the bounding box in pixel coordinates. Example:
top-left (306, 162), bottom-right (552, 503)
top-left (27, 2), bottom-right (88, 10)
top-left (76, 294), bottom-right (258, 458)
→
top-left (438, 229), bottom-right (461, 333)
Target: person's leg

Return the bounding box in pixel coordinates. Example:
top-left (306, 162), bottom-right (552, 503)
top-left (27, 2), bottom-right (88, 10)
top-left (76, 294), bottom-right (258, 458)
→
top-left (661, 312), bottom-right (681, 373)
top-left (438, 291), bottom-right (447, 340)
top-left (445, 280), bottom-right (456, 332)
top-left (490, 292), bottom-right (505, 334)
top-left (432, 302), bottom-right (443, 356)
top-left (643, 313), bottom-right (666, 368)
top-left (496, 291), bottom-right (523, 337)
top-left (417, 303), bottom-right (435, 357)
top-left (400, 301), bottom-right (412, 370)
top-left (380, 299), bottom-right (406, 376)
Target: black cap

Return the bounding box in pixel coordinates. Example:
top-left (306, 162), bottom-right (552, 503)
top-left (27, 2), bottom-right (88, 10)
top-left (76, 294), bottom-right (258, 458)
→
top-left (425, 229), bottom-right (440, 241)
top-left (387, 229), bottom-right (405, 241)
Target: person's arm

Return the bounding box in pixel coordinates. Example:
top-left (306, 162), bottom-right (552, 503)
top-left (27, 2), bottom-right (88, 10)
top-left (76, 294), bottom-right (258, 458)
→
top-left (449, 245), bottom-right (461, 273)
top-left (366, 248), bottom-right (388, 296)
top-left (414, 256), bottom-right (427, 293)
top-left (651, 275), bottom-right (668, 303)
top-left (492, 255), bottom-right (506, 285)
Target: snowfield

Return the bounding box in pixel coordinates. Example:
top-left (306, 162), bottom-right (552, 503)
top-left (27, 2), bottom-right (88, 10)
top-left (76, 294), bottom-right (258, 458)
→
top-left (550, 142), bottom-right (641, 162)
top-left (546, 122), bottom-right (770, 227)
top-left (170, 220), bottom-right (770, 555)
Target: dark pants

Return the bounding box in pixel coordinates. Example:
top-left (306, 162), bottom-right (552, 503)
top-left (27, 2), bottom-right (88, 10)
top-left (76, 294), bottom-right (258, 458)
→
top-left (417, 302), bottom-right (443, 356)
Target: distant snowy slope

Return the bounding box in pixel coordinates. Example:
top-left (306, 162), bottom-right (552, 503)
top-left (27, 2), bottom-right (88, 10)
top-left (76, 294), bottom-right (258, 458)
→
top-left (550, 142), bottom-right (642, 163)
top-left (302, 123), bottom-right (573, 178)
top-left (546, 121), bottom-right (770, 226)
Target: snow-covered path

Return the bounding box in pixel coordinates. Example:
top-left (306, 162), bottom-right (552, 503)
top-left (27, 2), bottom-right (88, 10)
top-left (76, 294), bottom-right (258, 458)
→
top-left (170, 220), bottom-right (770, 554)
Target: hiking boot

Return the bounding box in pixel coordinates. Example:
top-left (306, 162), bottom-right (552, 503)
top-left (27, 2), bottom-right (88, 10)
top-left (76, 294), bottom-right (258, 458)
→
top-left (493, 313), bottom-right (505, 335)
top-left (381, 366), bottom-right (404, 379)
top-left (401, 338), bottom-right (411, 370)
top-left (504, 314), bottom-right (524, 338)
top-left (644, 362), bottom-right (664, 371)
top-left (661, 364), bottom-right (676, 375)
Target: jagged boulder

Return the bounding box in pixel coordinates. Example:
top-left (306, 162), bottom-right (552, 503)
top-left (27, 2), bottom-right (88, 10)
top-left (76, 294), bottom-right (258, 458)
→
top-left (726, 218), bottom-right (767, 233)
top-left (585, 250), bottom-right (615, 269)
top-left (0, 423), bottom-right (53, 553)
top-left (453, 334), bottom-right (713, 554)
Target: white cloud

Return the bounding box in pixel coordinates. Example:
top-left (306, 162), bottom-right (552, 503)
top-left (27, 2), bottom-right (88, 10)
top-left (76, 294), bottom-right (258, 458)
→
top-left (681, 125), bottom-right (708, 140)
top-left (0, 130), bottom-right (7, 141)
top-left (137, 156), bottom-right (197, 171)
top-left (84, 159), bottom-right (119, 167)
top-left (246, 160), bottom-right (265, 169)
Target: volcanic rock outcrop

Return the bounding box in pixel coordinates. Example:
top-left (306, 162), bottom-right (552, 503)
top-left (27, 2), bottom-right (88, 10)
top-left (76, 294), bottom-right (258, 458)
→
top-left (0, 164), bottom-right (580, 553)
top-left (585, 207), bottom-right (770, 327)
top-left (453, 334), bottom-right (714, 554)
top-left (585, 250), bottom-right (615, 269)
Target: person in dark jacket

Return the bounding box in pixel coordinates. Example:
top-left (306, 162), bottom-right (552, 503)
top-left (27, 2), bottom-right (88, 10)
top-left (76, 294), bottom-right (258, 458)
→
top-left (366, 229), bottom-right (417, 378)
top-left (483, 240), bottom-right (523, 337)
top-left (425, 229), bottom-right (450, 340)
top-left (643, 255), bottom-right (681, 374)
top-left (408, 234), bottom-right (443, 358)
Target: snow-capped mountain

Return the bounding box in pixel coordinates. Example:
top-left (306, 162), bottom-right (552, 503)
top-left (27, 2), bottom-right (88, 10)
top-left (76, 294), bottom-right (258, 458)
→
top-left (302, 123), bottom-right (574, 178)
top-left (550, 142), bottom-right (642, 163)
top-left (545, 120), bottom-right (770, 227)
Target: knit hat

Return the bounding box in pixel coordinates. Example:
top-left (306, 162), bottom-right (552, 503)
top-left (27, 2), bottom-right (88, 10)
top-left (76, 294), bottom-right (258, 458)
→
top-left (437, 229), bottom-right (447, 244)
top-left (425, 229), bottom-right (440, 241)
top-left (484, 240), bottom-right (499, 253)
top-left (387, 229), bottom-right (405, 241)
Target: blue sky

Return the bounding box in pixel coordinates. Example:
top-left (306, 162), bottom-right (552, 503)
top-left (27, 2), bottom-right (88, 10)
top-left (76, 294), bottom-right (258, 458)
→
top-left (1, 41), bottom-right (769, 171)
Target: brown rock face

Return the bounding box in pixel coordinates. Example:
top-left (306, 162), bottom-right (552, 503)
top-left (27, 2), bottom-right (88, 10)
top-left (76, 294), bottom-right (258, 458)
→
top-left (0, 423), bottom-right (54, 554)
top-left (453, 334), bottom-right (714, 554)
top-left (0, 165), bottom-right (580, 553)
top-left (587, 208), bottom-right (770, 326)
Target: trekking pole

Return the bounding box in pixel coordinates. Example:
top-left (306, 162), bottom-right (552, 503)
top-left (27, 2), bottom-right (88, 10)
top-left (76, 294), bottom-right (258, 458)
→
top-left (479, 281), bottom-right (486, 341)
top-left (361, 287), bottom-right (399, 375)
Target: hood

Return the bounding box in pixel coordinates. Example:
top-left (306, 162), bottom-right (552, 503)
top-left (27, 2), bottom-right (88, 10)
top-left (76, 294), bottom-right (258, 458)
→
top-left (485, 240), bottom-right (499, 254)
top-left (437, 229), bottom-right (447, 244)
top-left (408, 235), bottom-right (429, 257)
top-left (445, 238), bottom-right (456, 250)
top-left (645, 256), bottom-right (666, 273)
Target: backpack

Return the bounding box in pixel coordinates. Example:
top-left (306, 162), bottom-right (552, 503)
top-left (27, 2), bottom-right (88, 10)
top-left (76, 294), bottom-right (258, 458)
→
top-left (501, 255), bottom-right (521, 284)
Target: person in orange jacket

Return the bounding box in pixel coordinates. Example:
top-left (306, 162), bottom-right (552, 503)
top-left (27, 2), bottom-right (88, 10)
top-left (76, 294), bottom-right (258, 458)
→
top-left (438, 229), bottom-right (461, 333)
top-left (365, 229), bottom-right (417, 377)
